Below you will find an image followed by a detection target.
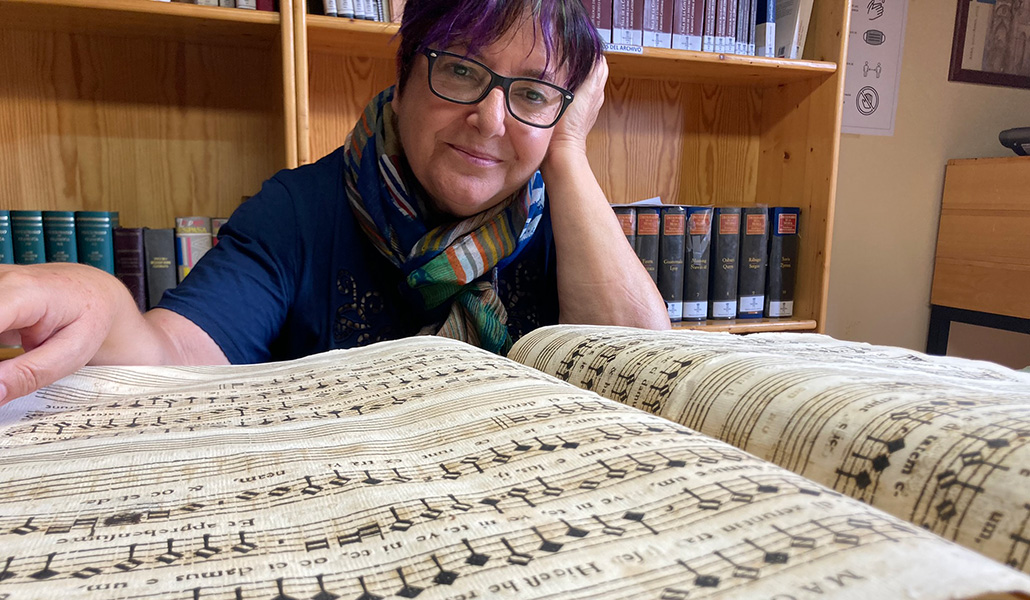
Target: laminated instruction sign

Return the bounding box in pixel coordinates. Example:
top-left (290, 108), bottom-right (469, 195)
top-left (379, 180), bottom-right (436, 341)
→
top-left (842, 0), bottom-right (909, 135)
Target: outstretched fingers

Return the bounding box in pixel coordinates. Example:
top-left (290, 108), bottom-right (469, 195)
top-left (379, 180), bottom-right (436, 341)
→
top-left (0, 319), bottom-right (103, 405)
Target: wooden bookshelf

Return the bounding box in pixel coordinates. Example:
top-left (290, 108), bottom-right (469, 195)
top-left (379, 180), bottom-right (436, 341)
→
top-left (0, 0), bottom-right (293, 229)
top-left (1, 0), bottom-right (849, 335)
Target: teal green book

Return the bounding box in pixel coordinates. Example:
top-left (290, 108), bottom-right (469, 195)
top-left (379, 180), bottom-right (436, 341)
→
top-left (0, 211), bottom-right (12, 265)
top-left (43, 210), bottom-right (78, 263)
top-left (75, 210), bottom-right (116, 274)
top-left (11, 210), bottom-right (45, 265)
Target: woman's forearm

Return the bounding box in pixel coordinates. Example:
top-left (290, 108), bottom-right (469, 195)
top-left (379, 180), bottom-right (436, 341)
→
top-left (541, 150), bottom-right (670, 330)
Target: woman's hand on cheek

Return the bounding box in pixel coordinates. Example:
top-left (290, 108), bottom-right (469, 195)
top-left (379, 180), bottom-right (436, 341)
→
top-left (546, 56), bottom-right (608, 159)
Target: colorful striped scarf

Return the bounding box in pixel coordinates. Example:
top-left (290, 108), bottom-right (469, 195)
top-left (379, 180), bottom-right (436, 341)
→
top-left (343, 87), bottom-right (545, 354)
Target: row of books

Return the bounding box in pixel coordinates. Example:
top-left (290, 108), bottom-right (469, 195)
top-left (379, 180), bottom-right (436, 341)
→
top-left (615, 204), bottom-right (800, 322)
top-left (0, 211), bottom-right (226, 313)
top-left (585, 0), bottom-right (813, 59)
top-left (306, 0), bottom-right (402, 20)
top-left (157, 0), bottom-right (276, 10)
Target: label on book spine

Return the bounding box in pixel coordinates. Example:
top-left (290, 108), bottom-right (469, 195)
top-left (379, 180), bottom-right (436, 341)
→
top-left (683, 301), bottom-right (707, 320)
top-left (765, 300), bottom-right (794, 317)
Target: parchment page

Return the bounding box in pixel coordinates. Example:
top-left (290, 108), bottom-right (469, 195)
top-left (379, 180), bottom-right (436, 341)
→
top-left (2, 337), bottom-right (1028, 599)
top-left (510, 325), bottom-right (1030, 575)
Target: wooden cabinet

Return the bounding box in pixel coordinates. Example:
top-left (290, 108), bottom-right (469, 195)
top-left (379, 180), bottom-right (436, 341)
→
top-left (1, 0), bottom-right (849, 334)
top-left (926, 156), bottom-right (1030, 354)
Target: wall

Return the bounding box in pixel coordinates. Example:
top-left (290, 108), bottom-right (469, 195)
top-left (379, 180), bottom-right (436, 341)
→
top-left (825, 0), bottom-right (1030, 363)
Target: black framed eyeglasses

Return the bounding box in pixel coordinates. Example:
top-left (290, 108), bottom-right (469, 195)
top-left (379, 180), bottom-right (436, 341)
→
top-left (421, 48), bottom-right (574, 129)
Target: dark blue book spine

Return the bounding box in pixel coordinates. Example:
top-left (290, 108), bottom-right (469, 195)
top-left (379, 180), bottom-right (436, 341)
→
top-left (0, 211), bottom-right (12, 265)
top-left (144, 228), bottom-right (177, 310)
top-left (658, 206), bottom-right (687, 322)
top-left (634, 207), bottom-right (661, 284)
top-left (75, 211), bottom-right (116, 274)
top-left (11, 210), bottom-right (46, 265)
top-left (708, 206), bottom-right (741, 319)
top-left (43, 211), bottom-right (78, 263)
top-left (765, 207), bottom-right (801, 318)
top-left (683, 206), bottom-right (713, 321)
top-left (737, 205), bottom-right (769, 318)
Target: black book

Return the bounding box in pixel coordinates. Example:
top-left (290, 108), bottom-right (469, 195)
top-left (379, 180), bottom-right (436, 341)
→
top-left (144, 228), bottom-right (177, 310)
top-left (634, 207), bottom-right (661, 284)
top-left (683, 206), bottom-right (713, 321)
top-left (765, 207), bottom-right (801, 318)
top-left (657, 206), bottom-right (686, 322)
top-left (114, 227), bottom-right (146, 313)
top-left (708, 206), bottom-right (741, 320)
top-left (613, 206), bottom-right (636, 250)
top-left (737, 206), bottom-right (769, 318)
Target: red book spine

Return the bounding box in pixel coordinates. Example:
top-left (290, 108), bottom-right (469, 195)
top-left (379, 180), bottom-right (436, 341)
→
top-left (702, 0), bottom-right (717, 51)
top-left (582, 0), bottom-right (613, 42)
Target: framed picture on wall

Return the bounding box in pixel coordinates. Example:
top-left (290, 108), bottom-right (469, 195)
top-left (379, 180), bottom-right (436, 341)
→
top-left (948, 0), bottom-right (1030, 89)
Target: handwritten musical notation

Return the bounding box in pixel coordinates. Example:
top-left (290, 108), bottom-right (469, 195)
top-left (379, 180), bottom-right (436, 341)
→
top-left (2, 336), bottom-right (1029, 599)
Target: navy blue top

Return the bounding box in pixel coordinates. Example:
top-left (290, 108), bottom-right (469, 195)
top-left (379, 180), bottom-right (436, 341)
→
top-left (158, 147), bottom-right (559, 364)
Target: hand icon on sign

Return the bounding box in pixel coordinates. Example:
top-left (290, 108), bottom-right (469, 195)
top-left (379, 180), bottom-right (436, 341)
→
top-left (867, 0), bottom-right (884, 20)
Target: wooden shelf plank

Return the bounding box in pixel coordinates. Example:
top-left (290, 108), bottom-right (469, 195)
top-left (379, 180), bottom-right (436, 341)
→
top-left (307, 16), bottom-right (399, 57)
top-left (672, 319), bottom-right (818, 334)
top-left (306, 17), bottom-right (836, 86)
top-left (604, 48), bottom-right (836, 86)
top-left (0, 0), bottom-right (281, 47)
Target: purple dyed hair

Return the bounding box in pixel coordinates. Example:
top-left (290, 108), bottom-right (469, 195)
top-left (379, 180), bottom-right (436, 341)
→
top-left (396, 0), bottom-right (603, 95)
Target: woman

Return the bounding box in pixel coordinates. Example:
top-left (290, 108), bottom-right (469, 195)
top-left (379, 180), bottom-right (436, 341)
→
top-left (0, 0), bottom-right (668, 405)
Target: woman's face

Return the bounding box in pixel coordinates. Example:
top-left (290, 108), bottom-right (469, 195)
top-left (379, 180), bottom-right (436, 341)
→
top-left (393, 21), bottom-right (565, 218)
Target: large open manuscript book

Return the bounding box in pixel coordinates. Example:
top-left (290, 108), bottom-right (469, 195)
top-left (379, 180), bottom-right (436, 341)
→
top-left (2, 329), bottom-right (1030, 599)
